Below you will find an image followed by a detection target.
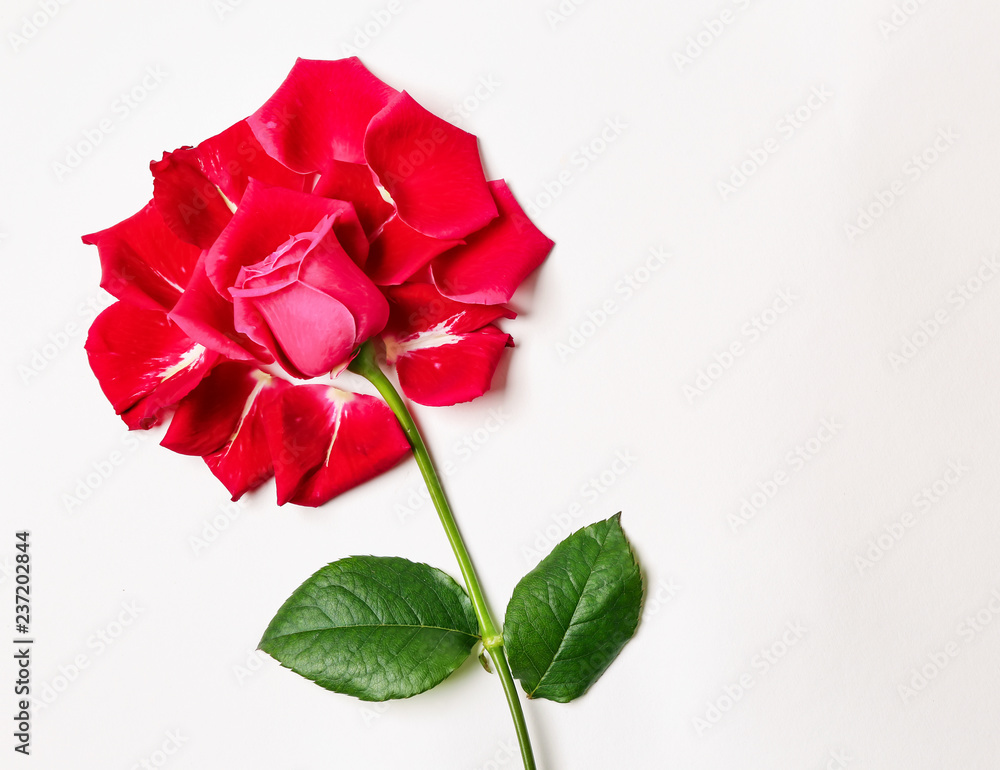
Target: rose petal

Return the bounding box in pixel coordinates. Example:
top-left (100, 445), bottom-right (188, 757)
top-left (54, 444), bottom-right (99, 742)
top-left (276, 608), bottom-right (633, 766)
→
top-left (230, 216), bottom-right (389, 378)
top-left (364, 92), bottom-right (497, 239)
top-left (264, 386), bottom-right (410, 507)
top-left (82, 202), bottom-right (201, 312)
top-left (313, 160), bottom-right (394, 235)
top-left (382, 283), bottom-right (514, 339)
top-left (202, 372), bottom-right (289, 500)
top-left (248, 57), bottom-right (398, 171)
top-left (85, 302), bottom-right (218, 429)
top-left (430, 180), bottom-right (555, 305)
top-left (296, 234), bottom-right (390, 340)
top-left (235, 283), bottom-right (358, 379)
top-left (380, 284), bottom-right (515, 406)
top-left (189, 119), bottom-right (310, 203)
top-left (161, 362), bottom-right (284, 456)
top-left (168, 253), bottom-right (273, 363)
top-left (205, 180), bottom-right (368, 294)
top-left (394, 325), bottom-right (513, 407)
top-left (151, 150), bottom-right (235, 250)
top-left (367, 214), bottom-right (463, 286)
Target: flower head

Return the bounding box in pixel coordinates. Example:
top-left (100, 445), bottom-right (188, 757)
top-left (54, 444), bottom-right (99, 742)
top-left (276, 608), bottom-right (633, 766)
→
top-left (83, 57), bottom-right (553, 507)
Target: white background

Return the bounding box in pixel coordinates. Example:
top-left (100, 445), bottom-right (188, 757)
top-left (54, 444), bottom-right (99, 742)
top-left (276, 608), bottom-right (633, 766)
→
top-left (3, 0), bottom-right (1000, 768)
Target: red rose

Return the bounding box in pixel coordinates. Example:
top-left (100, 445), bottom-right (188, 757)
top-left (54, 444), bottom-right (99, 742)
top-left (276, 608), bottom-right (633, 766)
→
top-left (82, 57), bottom-right (553, 506)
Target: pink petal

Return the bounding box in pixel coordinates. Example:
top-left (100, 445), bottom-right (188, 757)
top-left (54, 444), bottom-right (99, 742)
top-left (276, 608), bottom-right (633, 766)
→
top-left (367, 214), bottom-right (463, 286)
top-left (394, 325), bottom-right (513, 407)
top-left (230, 218), bottom-right (389, 378)
top-left (205, 180), bottom-right (368, 294)
top-left (430, 180), bottom-right (555, 304)
top-left (296, 236), bottom-right (390, 341)
top-left (248, 57), bottom-right (398, 171)
top-left (168, 253), bottom-right (273, 363)
top-left (161, 362), bottom-right (284, 456)
top-left (81, 202), bottom-right (201, 312)
top-left (364, 92), bottom-right (497, 239)
top-left (264, 386), bottom-right (410, 507)
top-left (313, 160), bottom-right (394, 235)
top-left (235, 283), bottom-right (357, 379)
top-left (85, 302), bottom-right (218, 429)
top-left (151, 150), bottom-right (234, 250)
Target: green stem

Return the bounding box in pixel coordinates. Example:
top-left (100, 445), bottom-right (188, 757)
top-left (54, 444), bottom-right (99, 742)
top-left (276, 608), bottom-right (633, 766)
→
top-left (349, 341), bottom-right (536, 770)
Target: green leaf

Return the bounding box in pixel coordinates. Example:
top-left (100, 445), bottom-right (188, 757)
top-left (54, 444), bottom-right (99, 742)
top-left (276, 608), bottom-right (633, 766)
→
top-left (260, 555), bottom-right (480, 701)
top-left (503, 514), bottom-right (643, 703)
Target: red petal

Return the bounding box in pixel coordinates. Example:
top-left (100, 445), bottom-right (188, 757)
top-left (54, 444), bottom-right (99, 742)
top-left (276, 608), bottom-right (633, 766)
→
top-left (367, 214), bottom-right (463, 286)
top-left (85, 302), bottom-right (218, 429)
top-left (382, 283), bottom-right (514, 339)
top-left (151, 150), bottom-right (234, 250)
top-left (248, 57), bottom-right (398, 171)
top-left (81, 202), bottom-right (201, 312)
top-left (161, 362), bottom-right (284, 456)
top-left (205, 180), bottom-right (368, 294)
top-left (430, 180), bottom-right (555, 304)
top-left (203, 372), bottom-right (289, 500)
top-left (313, 160), bottom-right (394, 235)
top-left (264, 386), bottom-right (410, 507)
top-left (203, 396), bottom-right (275, 501)
top-left (364, 92), bottom-right (497, 239)
top-left (189, 119), bottom-right (310, 203)
top-left (395, 325), bottom-right (513, 407)
top-left (168, 253), bottom-right (273, 363)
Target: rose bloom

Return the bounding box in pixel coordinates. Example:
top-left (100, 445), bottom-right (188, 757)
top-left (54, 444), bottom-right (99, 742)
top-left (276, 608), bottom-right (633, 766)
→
top-left (82, 58), bottom-right (553, 507)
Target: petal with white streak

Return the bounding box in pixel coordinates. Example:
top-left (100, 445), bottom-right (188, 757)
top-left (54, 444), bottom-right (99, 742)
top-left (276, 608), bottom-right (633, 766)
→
top-left (264, 385), bottom-right (410, 507)
top-left (85, 302), bottom-right (218, 429)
